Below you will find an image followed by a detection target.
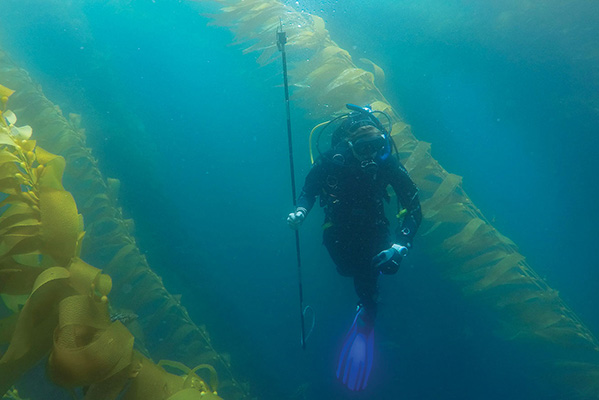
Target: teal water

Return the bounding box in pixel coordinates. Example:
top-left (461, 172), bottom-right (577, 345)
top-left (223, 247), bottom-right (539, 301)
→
top-left (1, 1), bottom-right (598, 399)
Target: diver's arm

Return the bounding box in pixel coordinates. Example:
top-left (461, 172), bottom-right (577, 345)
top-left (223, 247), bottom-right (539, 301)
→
top-left (388, 158), bottom-right (422, 247)
top-left (287, 161), bottom-right (324, 229)
top-left (295, 159), bottom-right (325, 215)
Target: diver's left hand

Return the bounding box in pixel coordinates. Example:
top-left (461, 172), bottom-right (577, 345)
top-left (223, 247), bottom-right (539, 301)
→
top-left (372, 244), bottom-right (408, 274)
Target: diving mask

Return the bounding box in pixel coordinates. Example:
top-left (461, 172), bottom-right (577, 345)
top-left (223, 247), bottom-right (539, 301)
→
top-left (349, 134), bottom-right (388, 161)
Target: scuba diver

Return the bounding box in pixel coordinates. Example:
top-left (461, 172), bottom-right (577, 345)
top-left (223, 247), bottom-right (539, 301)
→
top-left (287, 104), bottom-right (422, 391)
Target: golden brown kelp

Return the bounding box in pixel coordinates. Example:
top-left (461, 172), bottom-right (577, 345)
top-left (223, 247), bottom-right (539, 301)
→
top-left (198, 0), bottom-right (599, 396)
top-left (0, 52), bottom-right (249, 400)
top-left (203, 0), bottom-right (383, 118)
top-left (0, 87), bottom-right (227, 400)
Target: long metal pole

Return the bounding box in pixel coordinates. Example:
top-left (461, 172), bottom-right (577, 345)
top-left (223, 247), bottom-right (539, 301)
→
top-left (277, 21), bottom-right (306, 350)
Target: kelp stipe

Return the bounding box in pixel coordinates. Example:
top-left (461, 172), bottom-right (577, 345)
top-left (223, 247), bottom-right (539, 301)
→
top-left (0, 51), bottom-right (249, 399)
top-left (197, 0), bottom-right (599, 397)
top-left (0, 89), bottom-right (227, 400)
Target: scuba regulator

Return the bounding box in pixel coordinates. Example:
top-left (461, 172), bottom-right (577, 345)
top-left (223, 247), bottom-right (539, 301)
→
top-left (310, 103), bottom-right (396, 171)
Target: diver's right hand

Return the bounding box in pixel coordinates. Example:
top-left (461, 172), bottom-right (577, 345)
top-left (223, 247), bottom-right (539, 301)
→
top-left (287, 208), bottom-right (307, 230)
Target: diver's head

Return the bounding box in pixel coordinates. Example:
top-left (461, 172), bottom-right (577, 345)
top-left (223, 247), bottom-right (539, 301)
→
top-left (311, 103), bottom-right (394, 166)
top-left (347, 125), bottom-right (388, 163)
top-left (331, 109), bottom-right (378, 149)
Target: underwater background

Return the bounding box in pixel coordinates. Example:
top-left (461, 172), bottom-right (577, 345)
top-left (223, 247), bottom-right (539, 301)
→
top-left (1, 0), bottom-right (598, 399)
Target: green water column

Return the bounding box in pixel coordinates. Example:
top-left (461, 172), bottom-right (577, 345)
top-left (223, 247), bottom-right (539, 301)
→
top-left (196, 0), bottom-right (599, 398)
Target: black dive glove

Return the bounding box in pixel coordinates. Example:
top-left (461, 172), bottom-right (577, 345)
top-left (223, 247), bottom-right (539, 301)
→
top-left (372, 244), bottom-right (409, 275)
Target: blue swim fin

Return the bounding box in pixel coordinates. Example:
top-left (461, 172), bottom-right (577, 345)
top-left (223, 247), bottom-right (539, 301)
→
top-left (336, 307), bottom-right (375, 391)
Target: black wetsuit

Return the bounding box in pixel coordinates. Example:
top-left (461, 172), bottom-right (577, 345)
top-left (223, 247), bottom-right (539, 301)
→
top-left (297, 145), bottom-right (422, 322)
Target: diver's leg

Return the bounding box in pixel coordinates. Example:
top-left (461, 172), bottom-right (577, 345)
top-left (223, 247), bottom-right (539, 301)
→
top-left (335, 226), bottom-right (389, 390)
top-left (353, 225), bottom-right (392, 326)
top-left (323, 226), bottom-right (359, 277)
top-left (354, 272), bottom-right (378, 326)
